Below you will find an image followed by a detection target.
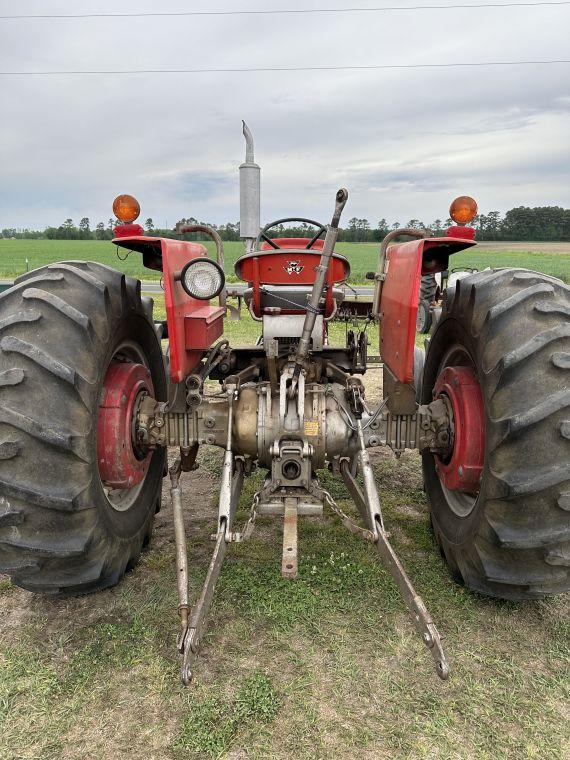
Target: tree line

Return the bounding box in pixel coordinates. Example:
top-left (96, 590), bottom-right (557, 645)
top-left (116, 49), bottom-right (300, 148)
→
top-left (3, 206), bottom-right (570, 243)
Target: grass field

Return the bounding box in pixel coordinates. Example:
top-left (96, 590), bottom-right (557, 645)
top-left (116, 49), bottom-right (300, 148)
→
top-left (0, 251), bottom-right (568, 759)
top-left (1, 238), bottom-right (569, 283)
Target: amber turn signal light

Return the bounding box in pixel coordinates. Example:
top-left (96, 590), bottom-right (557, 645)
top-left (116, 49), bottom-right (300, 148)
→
top-left (449, 196), bottom-right (478, 225)
top-left (113, 194), bottom-right (141, 224)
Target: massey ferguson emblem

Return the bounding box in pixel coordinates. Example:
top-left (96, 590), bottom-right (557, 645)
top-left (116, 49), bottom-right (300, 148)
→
top-left (285, 260), bottom-right (304, 275)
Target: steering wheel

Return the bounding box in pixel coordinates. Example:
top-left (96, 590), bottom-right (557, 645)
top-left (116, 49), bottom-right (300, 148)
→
top-left (256, 217), bottom-right (327, 250)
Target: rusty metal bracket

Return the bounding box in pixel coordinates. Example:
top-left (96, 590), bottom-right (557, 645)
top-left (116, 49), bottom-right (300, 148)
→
top-left (281, 498), bottom-right (299, 579)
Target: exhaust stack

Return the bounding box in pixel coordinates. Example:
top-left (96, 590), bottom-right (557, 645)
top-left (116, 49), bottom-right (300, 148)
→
top-left (239, 121), bottom-right (260, 252)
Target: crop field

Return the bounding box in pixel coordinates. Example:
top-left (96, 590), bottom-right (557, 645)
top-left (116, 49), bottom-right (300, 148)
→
top-left (0, 244), bottom-right (568, 759)
top-left (1, 238), bottom-right (569, 283)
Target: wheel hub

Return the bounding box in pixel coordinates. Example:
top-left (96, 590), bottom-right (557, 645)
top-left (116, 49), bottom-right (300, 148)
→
top-left (97, 361), bottom-right (154, 490)
top-left (434, 365), bottom-right (485, 492)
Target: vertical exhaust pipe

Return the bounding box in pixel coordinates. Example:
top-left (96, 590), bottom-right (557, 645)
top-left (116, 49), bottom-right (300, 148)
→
top-left (239, 121), bottom-right (261, 253)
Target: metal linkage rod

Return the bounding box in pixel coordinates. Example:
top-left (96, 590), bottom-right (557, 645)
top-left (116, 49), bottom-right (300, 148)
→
top-left (337, 418), bottom-right (450, 680)
top-left (373, 516), bottom-right (449, 679)
top-left (170, 458), bottom-right (189, 643)
top-left (180, 522), bottom-right (227, 685)
top-left (290, 188), bottom-right (348, 393)
top-left (179, 382), bottom-right (239, 685)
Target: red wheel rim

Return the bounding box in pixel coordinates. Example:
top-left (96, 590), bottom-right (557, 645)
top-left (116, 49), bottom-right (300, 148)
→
top-left (434, 365), bottom-right (485, 493)
top-left (97, 361), bottom-right (154, 490)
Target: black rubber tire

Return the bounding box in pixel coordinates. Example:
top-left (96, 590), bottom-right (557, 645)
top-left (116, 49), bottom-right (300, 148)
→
top-left (422, 268), bottom-right (570, 600)
top-left (0, 261), bottom-right (167, 595)
top-left (416, 299), bottom-right (432, 334)
top-left (420, 273), bottom-right (437, 303)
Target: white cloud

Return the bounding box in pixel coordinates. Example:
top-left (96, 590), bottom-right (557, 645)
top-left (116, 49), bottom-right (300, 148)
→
top-left (1, 0), bottom-right (569, 229)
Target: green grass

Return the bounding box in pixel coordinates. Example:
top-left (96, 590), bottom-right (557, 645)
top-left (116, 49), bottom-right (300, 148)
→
top-left (174, 671), bottom-right (281, 758)
top-left (1, 238), bottom-right (568, 283)
top-left (451, 247), bottom-right (569, 283)
top-left (1, 447), bottom-right (568, 759)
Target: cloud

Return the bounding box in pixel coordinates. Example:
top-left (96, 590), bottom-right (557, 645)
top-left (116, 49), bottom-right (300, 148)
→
top-left (1, 0), bottom-right (569, 229)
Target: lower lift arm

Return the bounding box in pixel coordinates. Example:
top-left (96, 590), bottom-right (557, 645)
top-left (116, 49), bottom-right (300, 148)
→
top-left (337, 386), bottom-right (449, 680)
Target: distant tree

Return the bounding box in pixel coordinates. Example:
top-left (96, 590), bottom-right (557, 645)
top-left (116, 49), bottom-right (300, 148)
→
top-left (218, 222), bottom-right (240, 241)
top-left (59, 219), bottom-right (77, 240)
top-left (145, 217), bottom-right (154, 233)
top-left (372, 218), bottom-right (389, 242)
top-left (377, 218), bottom-right (389, 234)
top-left (95, 222), bottom-right (106, 240)
top-left (431, 219), bottom-right (443, 235)
top-left (473, 213), bottom-right (485, 235)
top-left (79, 217), bottom-right (91, 239)
top-left (347, 217), bottom-right (359, 242)
top-left (485, 211), bottom-right (501, 239)
top-left (357, 219), bottom-right (370, 242)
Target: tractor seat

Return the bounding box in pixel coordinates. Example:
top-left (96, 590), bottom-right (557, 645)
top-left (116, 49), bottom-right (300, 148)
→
top-left (234, 247), bottom-right (350, 319)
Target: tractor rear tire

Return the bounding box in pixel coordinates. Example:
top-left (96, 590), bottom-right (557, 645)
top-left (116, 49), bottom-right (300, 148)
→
top-left (422, 268), bottom-right (570, 600)
top-left (416, 299), bottom-right (432, 334)
top-left (420, 273), bottom-right (437, 304)
top-left (417, 274), bottom-right (437, 333)
top-left (0, 262), bottom-right (166, 595)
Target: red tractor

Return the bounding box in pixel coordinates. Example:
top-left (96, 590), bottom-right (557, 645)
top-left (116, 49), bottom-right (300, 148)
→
top-left (0, 124), bottom-right (568, 685)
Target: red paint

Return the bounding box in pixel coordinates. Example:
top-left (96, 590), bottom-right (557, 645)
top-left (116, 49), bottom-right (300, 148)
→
top-left (113, 236), bottom-right (225, 383)
top-left (235, 246), bottom-right (350, 318)
top-left (235, 249), bottom-right (349, 286)
top-left (380, 239), bottom-right (423, 384)
top-left (446, 226), bottom-right (476, 240)
top-left (97, 361), bottom-right (153, 489)
top-left (183, 303), bottom-right (228, 348)
top-left (420, 237), bottom-right (477, 275)
top-left (380, 237), bottom-right (477, 383)
top-left (434, 366), bottom-right (485, 492)
top-left (160, 238), bottom-right (224, 382)
top-left (114, 223), bottom-right (144, 238)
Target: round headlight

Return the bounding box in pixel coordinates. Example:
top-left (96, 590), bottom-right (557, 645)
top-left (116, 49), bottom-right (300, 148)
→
top-left (179, 258), bottom-right (225, 300)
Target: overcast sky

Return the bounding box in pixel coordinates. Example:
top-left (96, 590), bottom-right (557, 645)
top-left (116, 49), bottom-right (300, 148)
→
top-left (1, 0), bottom-right (569, 231)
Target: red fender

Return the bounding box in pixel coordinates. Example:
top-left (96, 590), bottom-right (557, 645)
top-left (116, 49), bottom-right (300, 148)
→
top-left (380, 236), bottom-right (476, 384)
top-left (113, 235), bottom-right (225, 383)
